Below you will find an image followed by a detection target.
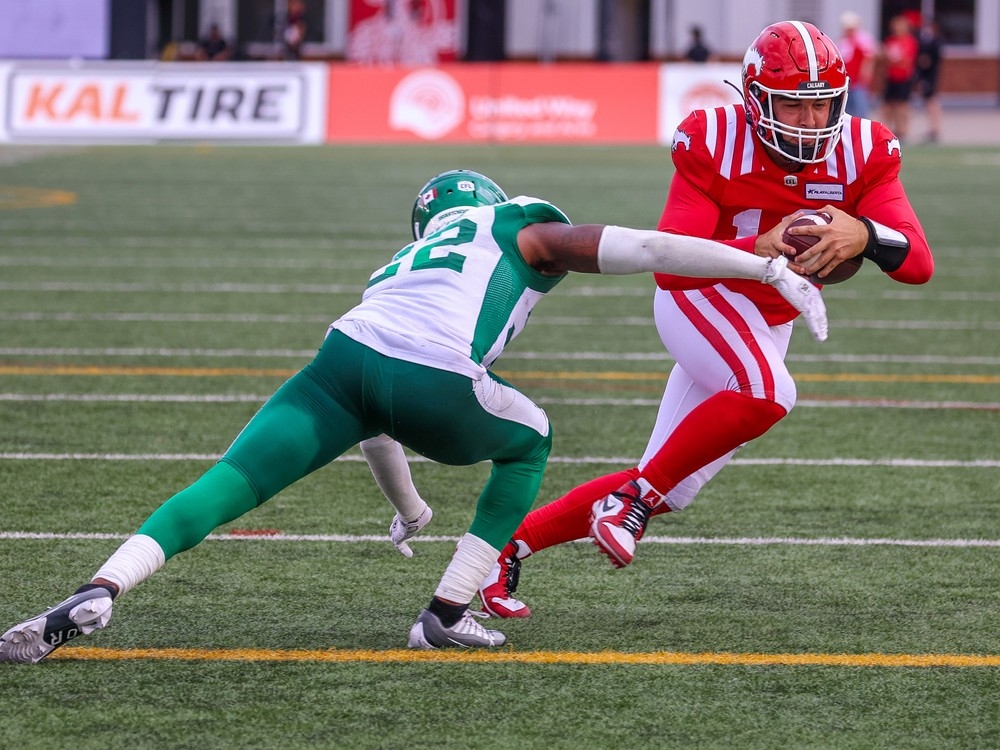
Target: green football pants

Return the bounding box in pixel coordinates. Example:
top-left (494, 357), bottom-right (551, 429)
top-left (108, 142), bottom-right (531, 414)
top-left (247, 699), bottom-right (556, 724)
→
top-left (138, 330), bottom-right (552, 558)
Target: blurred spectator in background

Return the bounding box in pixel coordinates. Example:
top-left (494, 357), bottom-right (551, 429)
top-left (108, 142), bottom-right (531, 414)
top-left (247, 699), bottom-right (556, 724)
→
top-left (838, 11), bottom-right (876, 118)
top-left (283, 0), bottom-right (307, 60)
top-left (195, 24), bottom-right (233, 62)
top-left (346, 0), bottom-right (458, 65)
top-left (915, 17), bottom-right (943, 143)
top-left (880, 14), bottom-right (918, 142)
top-left (685, 25), bottom-right (713, 63)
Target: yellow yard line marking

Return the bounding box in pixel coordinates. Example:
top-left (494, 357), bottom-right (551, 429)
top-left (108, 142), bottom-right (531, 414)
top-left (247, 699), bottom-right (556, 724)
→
top-left (793, 373), bottom-right (1000, 384)
top-left (2, 364), bottom-right (1000, 385)
top-left (52, 646), bottom-right (1000, 668)
top-left (0, 186), bottom-right (76, 210)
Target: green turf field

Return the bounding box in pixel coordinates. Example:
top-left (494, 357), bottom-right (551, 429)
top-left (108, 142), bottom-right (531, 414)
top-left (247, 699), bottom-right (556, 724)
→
top-left (1, 143), bottom-right (999, 749)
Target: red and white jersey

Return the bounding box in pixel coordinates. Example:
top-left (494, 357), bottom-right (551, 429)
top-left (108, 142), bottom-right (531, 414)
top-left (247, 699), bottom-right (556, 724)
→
top-left (656, 104), bottom-right (934, 325)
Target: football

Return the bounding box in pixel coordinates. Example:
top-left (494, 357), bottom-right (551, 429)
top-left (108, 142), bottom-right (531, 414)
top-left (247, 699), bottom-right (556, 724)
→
top-left (781, 210), bottom-right (863, 285)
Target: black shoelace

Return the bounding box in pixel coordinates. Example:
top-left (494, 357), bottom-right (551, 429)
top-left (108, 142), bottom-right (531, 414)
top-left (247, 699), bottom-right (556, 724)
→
top-left (504, 554), bottom-right (522, 594)
top-left (615, 484), bottom-right (653, 538)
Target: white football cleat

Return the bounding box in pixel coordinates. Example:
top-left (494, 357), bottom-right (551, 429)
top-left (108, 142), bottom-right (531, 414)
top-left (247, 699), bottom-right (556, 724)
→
top-left (590, 479), bottom-right (660, 568)
top-left (478, 541), bottom-right (531, 619)
top-left (407, 608), bottom-right (506, 649)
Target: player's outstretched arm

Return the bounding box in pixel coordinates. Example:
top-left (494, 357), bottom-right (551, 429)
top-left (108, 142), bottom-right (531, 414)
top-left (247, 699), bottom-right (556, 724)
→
top-left (519, 223), bottom-right (828, 342)
top-left (360, 434), bottom-right (432, 557)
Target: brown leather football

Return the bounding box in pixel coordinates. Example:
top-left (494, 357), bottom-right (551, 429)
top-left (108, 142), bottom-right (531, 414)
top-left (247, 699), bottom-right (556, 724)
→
top-left (782, 211), bottom-right (863, 285)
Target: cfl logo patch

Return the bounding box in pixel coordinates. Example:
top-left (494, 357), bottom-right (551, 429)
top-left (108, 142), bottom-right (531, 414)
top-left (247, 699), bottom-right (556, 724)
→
top-left (457, 180), bottom-right (475, 192)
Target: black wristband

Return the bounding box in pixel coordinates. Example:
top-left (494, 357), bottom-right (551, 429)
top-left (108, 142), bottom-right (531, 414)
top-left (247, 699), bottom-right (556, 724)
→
top-left (859, 216), bottom-right (910, 273)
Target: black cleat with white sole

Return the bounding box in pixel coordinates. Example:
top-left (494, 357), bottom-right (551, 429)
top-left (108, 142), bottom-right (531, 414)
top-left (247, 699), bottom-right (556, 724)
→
top-left (0, 586), bottom-right (115, 664)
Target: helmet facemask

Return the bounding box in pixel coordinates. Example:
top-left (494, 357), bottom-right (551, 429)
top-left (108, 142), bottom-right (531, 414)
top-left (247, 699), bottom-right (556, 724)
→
top-left (749, 83), bottom-right (848, 164)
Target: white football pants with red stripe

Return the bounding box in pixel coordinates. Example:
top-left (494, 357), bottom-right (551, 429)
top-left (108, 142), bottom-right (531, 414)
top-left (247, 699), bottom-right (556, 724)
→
top-left (641, 286), bottom-right (795, 512)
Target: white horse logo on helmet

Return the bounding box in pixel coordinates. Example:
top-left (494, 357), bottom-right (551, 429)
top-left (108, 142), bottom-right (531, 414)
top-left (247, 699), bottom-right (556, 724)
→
top-left (743, 45), bottom-right (765, 76)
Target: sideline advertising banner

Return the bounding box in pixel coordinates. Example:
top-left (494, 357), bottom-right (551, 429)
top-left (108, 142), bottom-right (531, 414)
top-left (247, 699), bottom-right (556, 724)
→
top-left (0, 62), bottom-right (327, 143)
top-left (327, 63), bottom-right (659, 144)
top-left (657, 62), bottom-right (743, 144)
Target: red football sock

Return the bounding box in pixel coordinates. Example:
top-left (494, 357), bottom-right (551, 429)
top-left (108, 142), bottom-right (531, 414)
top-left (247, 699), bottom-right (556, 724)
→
top-left (640, 390), bottom-right (787, 494)
top-left (516, 468), bottom-right (639, 555)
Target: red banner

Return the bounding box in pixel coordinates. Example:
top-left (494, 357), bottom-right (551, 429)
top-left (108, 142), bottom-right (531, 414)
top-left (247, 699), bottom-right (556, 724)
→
top-left (327, 63), bottom-right (659, 143)
top-left (346, 0), bottom-right (457, 65)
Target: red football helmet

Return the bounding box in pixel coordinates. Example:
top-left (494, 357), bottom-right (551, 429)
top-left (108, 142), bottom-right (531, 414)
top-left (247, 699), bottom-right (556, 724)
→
top-left (742, 20), bottom-right (849, 164)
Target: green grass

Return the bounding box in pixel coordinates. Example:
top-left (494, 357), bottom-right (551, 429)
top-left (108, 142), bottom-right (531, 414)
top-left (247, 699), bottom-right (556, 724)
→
top-left (1, 143), bottom-right (999, 749)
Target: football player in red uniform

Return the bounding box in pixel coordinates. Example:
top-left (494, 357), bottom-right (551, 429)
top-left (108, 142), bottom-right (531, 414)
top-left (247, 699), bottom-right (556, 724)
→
top-left (477, 19), bottom-right (934, 618)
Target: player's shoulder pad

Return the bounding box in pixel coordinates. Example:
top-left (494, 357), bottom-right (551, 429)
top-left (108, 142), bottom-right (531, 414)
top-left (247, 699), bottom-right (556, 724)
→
top-left (864, 120), bottom-right (904, 180)
top-left (670, 109), bottom-right (714, 162)
top-left (501, 195), bottom-right (573, 226)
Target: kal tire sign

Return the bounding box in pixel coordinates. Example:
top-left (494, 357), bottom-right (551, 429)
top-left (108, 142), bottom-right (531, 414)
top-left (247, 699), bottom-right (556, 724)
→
top-left (3, 63), bottom-right (325, 142)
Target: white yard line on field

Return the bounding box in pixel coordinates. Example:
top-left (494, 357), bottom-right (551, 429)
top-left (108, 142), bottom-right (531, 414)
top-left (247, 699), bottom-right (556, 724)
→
top-left (2, 392), bottom-right (1000, 411)
top-left (3, 310), bottom-right (999, 331)
top-left (0, 452), bottom-right (998, 468)
top-left (3, 344), bottom-right (1000, 364)
top-left (5, 279), bottom-right (1000, 302)
top-left (3, 530), bottom-right (1000, 548)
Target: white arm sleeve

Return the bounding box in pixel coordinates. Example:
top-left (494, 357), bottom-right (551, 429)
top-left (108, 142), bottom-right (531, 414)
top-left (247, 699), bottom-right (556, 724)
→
top-left (360, 434), bottom-right (427, 522)
top-left (596, 225), bottom-right (770, 281)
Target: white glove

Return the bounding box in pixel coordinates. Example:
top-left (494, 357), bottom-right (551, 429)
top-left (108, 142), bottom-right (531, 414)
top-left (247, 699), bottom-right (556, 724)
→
top-left (762, 255), bottom-right (829, 343)
top-left (389, 505), bottom-right (433, 558)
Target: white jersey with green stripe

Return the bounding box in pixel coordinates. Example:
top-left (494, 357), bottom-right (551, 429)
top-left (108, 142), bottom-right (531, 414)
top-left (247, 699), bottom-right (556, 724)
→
top-left (330, 196), bottom-right (570, 379)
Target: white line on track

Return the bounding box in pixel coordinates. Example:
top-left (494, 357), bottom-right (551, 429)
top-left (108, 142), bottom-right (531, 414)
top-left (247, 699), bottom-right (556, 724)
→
top-left (3, 530), bottom-right (999, 548)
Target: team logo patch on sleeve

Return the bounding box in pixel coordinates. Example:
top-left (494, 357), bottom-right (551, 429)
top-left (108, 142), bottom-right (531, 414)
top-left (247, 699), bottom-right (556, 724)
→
top-left (805, 183), bottom-right (844, 201)
top-left (671, 128), bottom-right (692, 153)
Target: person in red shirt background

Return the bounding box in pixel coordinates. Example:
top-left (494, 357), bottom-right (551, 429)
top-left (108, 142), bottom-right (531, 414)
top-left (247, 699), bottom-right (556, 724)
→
top-left (473, 19), bottom-right (934, 619)
top-left (880, 14), bottom-right (919, 142)
top-left (839, 11), bottom-right (878, 119)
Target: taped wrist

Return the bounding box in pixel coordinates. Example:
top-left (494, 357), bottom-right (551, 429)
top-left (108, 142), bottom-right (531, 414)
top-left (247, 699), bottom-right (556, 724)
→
top-left (859, 217), bottom-right (909, 272)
